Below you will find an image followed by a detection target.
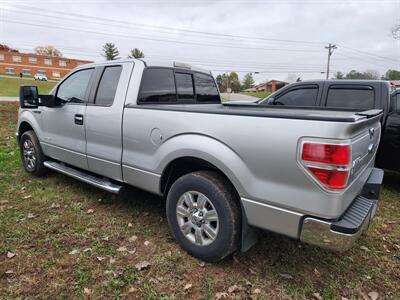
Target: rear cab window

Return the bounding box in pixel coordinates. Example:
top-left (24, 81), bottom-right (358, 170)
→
top-left (272, 85), bottom-right (319, 106)
top-left (325, 85), bottom-right (375, 109)
top-left (138, 67), bottom-right (220, 104)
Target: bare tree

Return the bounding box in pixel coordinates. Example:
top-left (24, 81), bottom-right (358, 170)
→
top-left (35, 46), bottom-right (63, 57)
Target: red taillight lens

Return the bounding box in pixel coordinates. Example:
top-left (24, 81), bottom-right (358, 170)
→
top-left (307, 167), bottom-right (350, 190)
top-left (302, 143), bottom-right (351, 166)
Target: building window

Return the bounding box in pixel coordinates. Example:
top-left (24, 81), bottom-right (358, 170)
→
top-left (44, 59), bottom-right (52, 65)
top-left (22, 69), bottom-right (31, 75)
top-left (37, 70), bottom-right (46, 75)
top-left (0, 54), bottom-right (4, 61)
top-left (59, 60), bottom-right (67, 67)
top-left (52, 71), bottom-right (61, 78)
top-left (29, 57), bottom-right (37, 64)
top-left (5, 68), bottom-right (15, 74)
top-left (12, 56), bottom-right (22, 62)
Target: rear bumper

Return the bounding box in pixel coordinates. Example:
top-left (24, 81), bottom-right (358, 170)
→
top-left (300, 168), bottom-right (383, 251)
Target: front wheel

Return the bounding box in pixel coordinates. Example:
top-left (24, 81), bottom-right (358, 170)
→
top-left (19, 130), bottom-right (47, 176)
top-left (166, 171), bottom-right (241, 262)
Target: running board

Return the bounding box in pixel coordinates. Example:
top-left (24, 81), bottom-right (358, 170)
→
top-left (43, 161), bottom-right (123, 194)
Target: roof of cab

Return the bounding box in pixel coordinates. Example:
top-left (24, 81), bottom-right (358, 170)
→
top-left (76, 58), bottom-right (212, 74)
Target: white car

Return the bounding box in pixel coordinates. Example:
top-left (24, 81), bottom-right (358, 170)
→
top-left (34, 74), bottom-right (48, 81)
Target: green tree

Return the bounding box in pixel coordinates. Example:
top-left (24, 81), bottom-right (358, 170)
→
top-left (345, 70), bottom-right (380, 80)
top-left (128, 48), bottom-right (145, 59)
top-left (334, 71), bottom-right (345, 79)
top-left (229, 72), bottom-right (241, 93)
top-left (216, 74), bottom-right (225, 92)
top-left (385, 69), bottom-right (400, 80)
top-left (101, 43), bottom-right (119, 60)
top-left (241, 73), bottom-right (255, 90)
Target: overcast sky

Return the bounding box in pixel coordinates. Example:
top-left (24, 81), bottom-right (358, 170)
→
top-left (1, 0), bottom-right (399, 83)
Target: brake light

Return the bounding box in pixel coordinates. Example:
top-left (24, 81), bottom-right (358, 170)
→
top-left (302, 143), bottom-right (350, 166)
top-left (300, 142), bottom-right (352, 191)
top-left (307, 167), bottom-right (350, 190)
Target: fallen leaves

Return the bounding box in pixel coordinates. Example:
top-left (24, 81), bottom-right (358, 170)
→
top-left (368, 291), bottom-right (379, 300)
top-left (228, 284), bottom-right (239, 293)
top-left (135, 261), bottom-right (151, 271)
top-left (183, 283), bottom-right (193, 290)
top-left (215, 292), bottom-right (229, 299)
top-left (6, 251), bottom-right (16, 259)
top-left (86, 208), bottom-right (94, 214)
top-left (313, 292), bottom-right (323, 300)
top-left (128, 235), bottom-right (138, 243)
top-left (69, 249), bottom-right (80, 255)
top-left (279, 273), bottom-right (294, 280)
top-left (83, 287), bottom-right (92, 295)
top-left (360, 245), bottom-right (370, 252)
top-left (144, 241), bottom-right (150, 247)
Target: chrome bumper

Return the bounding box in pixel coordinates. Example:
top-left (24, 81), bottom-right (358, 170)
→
top-left (300, 168), bottom-right (383, 251)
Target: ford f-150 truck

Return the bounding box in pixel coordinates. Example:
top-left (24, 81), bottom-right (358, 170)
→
top-left (259, 80), bottom-right (400, 173)
top-left (17, 59), bottom-right (384, 262)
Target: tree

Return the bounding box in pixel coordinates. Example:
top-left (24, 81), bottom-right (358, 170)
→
top-left (101, 43), bottom-right (119, 60)
top-left (286, 73), bottom-right (302, 83)
top-left (228, 72), bottom-right (241, 93)
top-left (392, 24), bottom-right (400, 40)
top-left (128, 48), bottom-right (145, 59)
top-left (216, 74), bottom-right (225, 92)
top-left (334, 71), bottom-right (345, 79)
top-left (0, 44), bottom-right (19, 52)
top-left (385, 69), bottom-right (400, 80)
top-left (34, 46), bottom-right (62, 57)
top-left (344, 69), bottom-right (380, 80)
top-left (241, 73), bottom-right (255, 90)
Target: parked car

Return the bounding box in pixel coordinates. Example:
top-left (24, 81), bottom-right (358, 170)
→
top-left (17, 60), bottom-right (383, 262)
top-left (34, 73), bottom-right (48, 81)
top-left (259, 80), bottom-right (400, 173)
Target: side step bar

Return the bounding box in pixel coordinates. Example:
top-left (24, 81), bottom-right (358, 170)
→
top-left (43, 161), bottom-right (123, 194)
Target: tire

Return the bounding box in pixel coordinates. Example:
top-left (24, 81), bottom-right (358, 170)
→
top-left (19, 130), bottom-right (47, 176)
top-left (166, 171), bottom-right (241, 262)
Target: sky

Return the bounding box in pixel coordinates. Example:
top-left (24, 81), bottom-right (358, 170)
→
top-left (0, 0), bottom-right (399, 83)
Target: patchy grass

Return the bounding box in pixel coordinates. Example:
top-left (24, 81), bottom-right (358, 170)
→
top-left (240, 91), bottom-right (271, 99)
top-left (0, 77), bottom-right (56, 97)
top-left (0, 101), bottom-right (399, 299)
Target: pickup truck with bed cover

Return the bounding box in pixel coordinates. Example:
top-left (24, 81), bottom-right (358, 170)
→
top-left (17, 59), bottom-right (384, 262)
top-left (260, 80), bottom-right (400, 173)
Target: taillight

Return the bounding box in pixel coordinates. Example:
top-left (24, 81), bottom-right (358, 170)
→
top-left (300, 142), bottom-right (351, 190)
top-left (302, 143), bottom-right (350, 166)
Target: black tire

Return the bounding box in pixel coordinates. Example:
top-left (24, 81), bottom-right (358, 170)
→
top-left (166, 170), bottom-right (241, 262)
top-left (19, 130), bottom-right (47, 176)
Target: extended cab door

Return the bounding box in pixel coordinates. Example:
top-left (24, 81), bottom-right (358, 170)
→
top-left (84, 62), bottom-right (134, 181)
top-left (41, 68), bottom-right (94, 169)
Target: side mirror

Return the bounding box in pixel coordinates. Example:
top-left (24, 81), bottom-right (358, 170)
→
top-left (19, 86), bottom-right (39, 108)
top-left (39, 94), bottom-right (57, 107)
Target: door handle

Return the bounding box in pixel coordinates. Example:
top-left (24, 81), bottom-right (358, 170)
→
top-left (74, 114), bottom-right (84, 125)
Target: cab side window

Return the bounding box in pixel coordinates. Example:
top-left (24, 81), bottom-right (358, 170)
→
top-left (94, 66), bottom-right (122, 106)
top-left (275, 86), bottom-right (318, 106)
top-left (194, 73), bottom-right (220, 102)
top-left (57, 68), bottom-right (94, 103)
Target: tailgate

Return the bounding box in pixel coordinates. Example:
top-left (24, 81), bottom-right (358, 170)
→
top-left (349, 117), bottom-right (381, 183)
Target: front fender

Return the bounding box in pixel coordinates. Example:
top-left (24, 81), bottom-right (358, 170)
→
top-left (17, 109), bottom-right (43, 142)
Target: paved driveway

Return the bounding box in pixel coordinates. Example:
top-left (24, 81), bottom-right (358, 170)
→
top-left (220, 93), bottom-right (259, 102)
top-left (0, 97), bottom-right (18, 102)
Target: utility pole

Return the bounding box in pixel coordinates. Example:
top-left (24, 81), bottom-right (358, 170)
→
top-left (325, 43), bottom-right (337, 80)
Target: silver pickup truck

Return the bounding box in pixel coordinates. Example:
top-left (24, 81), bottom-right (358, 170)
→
top-left (17, 59), bottom-right (384, 262)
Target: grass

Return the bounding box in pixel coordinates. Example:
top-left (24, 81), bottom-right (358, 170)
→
top-left (240, 91), bottom-right (271, 99)
top-left (1, 101), bottom-right (400, 299)
top-left (0, 77), bottom-right (57, 97)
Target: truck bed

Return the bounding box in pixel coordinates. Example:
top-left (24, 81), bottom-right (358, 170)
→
top-left (128, 103), bottom-right (381, 123)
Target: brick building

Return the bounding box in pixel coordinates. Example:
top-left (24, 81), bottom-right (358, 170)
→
top-left (255, 80), bottom-right (288, 93)
top-left (0, 50), bottom-right (92, 79)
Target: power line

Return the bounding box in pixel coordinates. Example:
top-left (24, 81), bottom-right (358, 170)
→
top-left (3, 19), bottom-right (326, 54)
top-left (7, 4), bottom-right (326, 46)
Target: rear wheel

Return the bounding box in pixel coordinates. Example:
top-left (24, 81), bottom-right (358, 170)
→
top-left (166, 171), bottom-right (241, 262)
top-left (19, 130), bottom-right (47, 176)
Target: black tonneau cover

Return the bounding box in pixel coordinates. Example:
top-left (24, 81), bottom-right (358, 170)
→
top-left (128, 103), bottom-right (382, 123)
